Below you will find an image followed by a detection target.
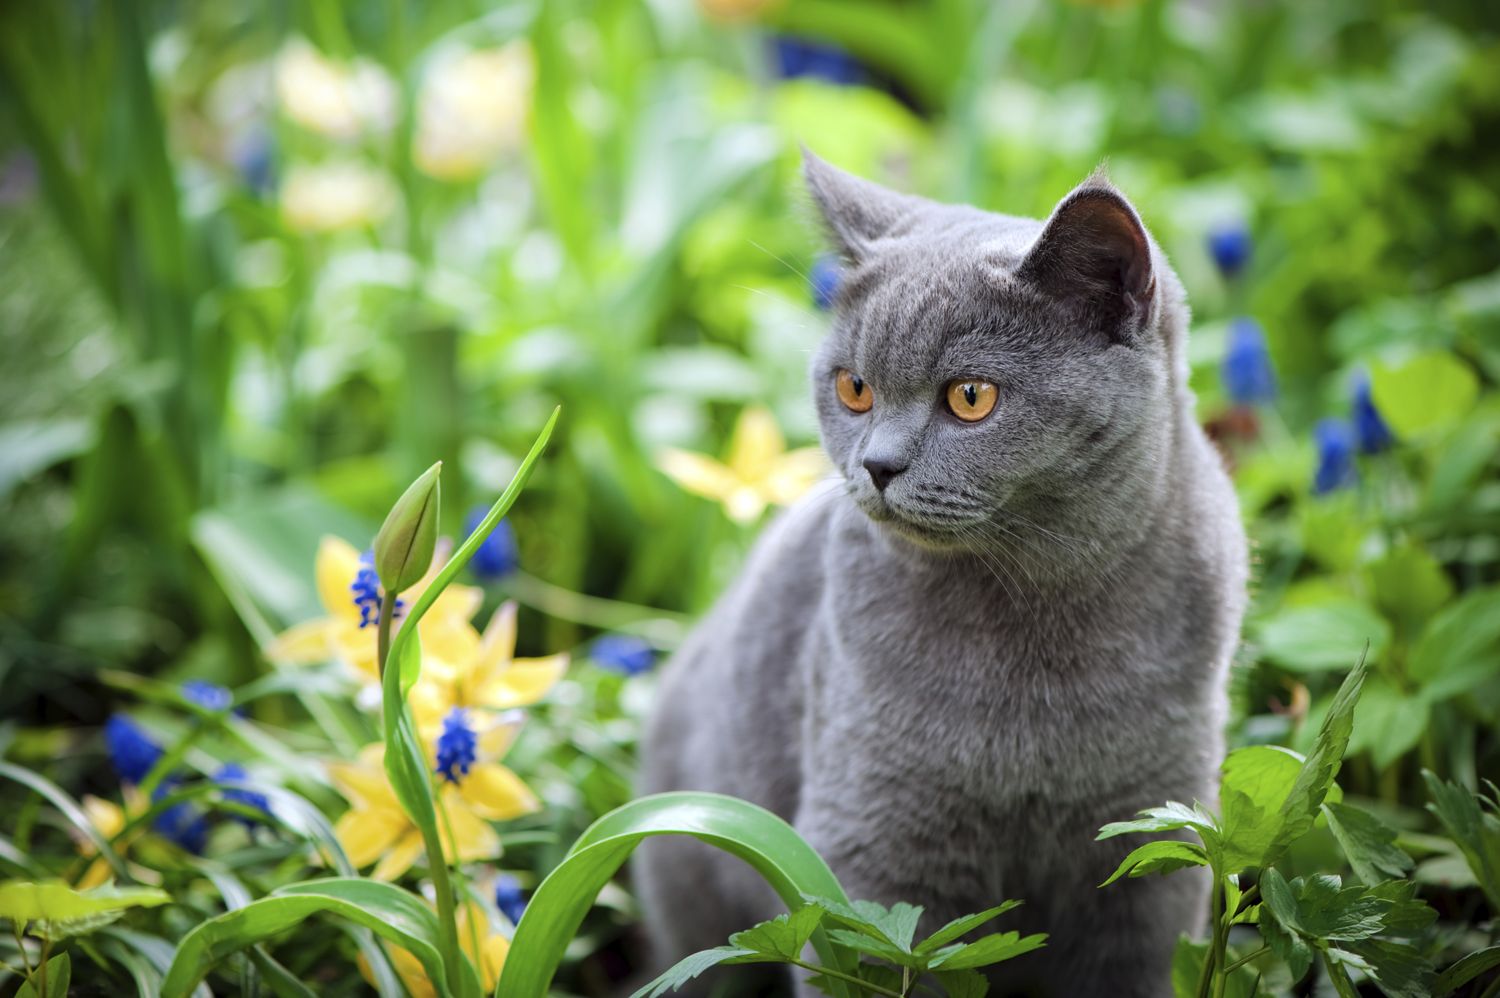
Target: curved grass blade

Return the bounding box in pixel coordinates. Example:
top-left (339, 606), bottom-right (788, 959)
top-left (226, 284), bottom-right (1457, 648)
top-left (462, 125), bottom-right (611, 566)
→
top-left (0, 762), bottom-right (128, 881)
top-left (498, 791), bottom-right (858, 998)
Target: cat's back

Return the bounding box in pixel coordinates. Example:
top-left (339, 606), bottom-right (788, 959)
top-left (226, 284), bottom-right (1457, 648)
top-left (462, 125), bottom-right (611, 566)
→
top-left (640, 481), bottom-right (840, 813)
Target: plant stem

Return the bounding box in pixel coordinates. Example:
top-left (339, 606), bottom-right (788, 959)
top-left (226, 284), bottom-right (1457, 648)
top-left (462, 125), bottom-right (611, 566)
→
top-left (13, 922), bottom-right (30, 976)
top-left (789, 958), bottom-right (902, 998)
top-left (1197, 876), bottom-right (1225, 998)
top-left (1222, 946), bottom-right (1269, 975)
top-left (378, 592), bottom-right (395, 682)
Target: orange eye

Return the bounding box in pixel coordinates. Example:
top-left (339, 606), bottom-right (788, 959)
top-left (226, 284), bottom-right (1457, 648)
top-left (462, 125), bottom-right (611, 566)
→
top-left (946, 379), bottom-right (998, 422)
top-left (836, 369), bottom-right (873, 413)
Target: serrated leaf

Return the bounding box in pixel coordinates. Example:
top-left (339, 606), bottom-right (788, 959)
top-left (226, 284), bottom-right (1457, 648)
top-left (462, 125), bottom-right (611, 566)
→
top-left (1100, 840), bottom-right (1209, 887)
top-left (932, 969), bottom-right (990, 998)
top-left (15, 952), bottom-right (70, 998)
top-left (1323, 803), bottom-right (1414, 886)
top-left (927, 931), bottom-right (1047, 970)
top-left (729, 906), bottom-right (826, 961)
top-left (1260, 906), bottom-right (1314, 981)
top-left (1097, 800), bottom-right (1219, 842)
top-left (804, 963), bottom-right (905, 998)
top-left (915, 901), bottom-right (1023, 956)
top-left (0, 881), bottom-right (170, 923)
top-left (824, 928), bottom-right (914, 965)
top-left (803, 895), bottom-right (923, 953)
top-left (629, 946), bottom-right (760, 998)
top-left (1339, 938), bottom-right (1437, 998)
top-left (1436, 945), bottom-right (1500, 996)
top-left (1422, 770), bottom-right (1500, 911)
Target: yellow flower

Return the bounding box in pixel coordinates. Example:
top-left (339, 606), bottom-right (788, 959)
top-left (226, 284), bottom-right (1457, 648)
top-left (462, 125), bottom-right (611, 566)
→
top-left (358, 895), bottom-right (510, 996)
top-left (280, 161), bottom-right (396, 234)
top-left (329, 741), bottom-right (536, 882)
top-left (275, 38), bottom-right (397, 140)
top-left (656, 405), bottom-right (828, 524)
top-left (268, 536), bottom-right (483, 688)
top-left (409, 600), bottom-right (568, 733)
top-left (414, 43), bottom-right (534, 182)
top-left (697, 0), bottom-right (782, 20)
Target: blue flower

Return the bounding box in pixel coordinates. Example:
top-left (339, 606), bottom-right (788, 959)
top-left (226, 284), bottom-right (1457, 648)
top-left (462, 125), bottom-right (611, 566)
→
top-left (182, 680), bottom-right (232, 712)
top-left (1206, 222), bottom-right (1251, 278)
top-left (1352, 373), bottom-right (1394, 455)
top-left (351, 549), bottom-right (403, 628)
top-left (150, 780), bottom-right (210, 854)
top-left (770, 36), bottom-right (864, 86)
top-left (466, 507), bottom-right (519, 580)
top-left (810, 255), bottom-right (841, 311)
top-left (435, 708), bottom-right (479, 784)
top-left (230, 126), bottom-right (277, 198)
top-left (1221, 317), bottom-right (1277, 405)
top-left (1313, 419), bottom-right (1358, 495)
top-left (104, 715), bottom-right (163, 785)
top-left (495, 873), bottom-right (527, 925)
top-left (215, 763), bottom-right (271, 829)
top-left (591, 634), bottom-right (655, 676)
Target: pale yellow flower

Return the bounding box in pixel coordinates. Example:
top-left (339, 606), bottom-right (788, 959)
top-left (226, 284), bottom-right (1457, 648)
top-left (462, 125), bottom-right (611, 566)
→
top-left (329, 742), bottom-right (536, 882)
top-left (358, 895), bottom-right (509, 996)
top-left (414, 43), bottom-right (534, 182)
top-left (275, 38), bottom-right (397, 139)
top-left (268, 536), bottom-right (483, 688)
top-left (656, 405), bottom-right (828, 523)
top-left (280, 161), bottom-right (396, 234)
top-left (74, 793), bottom-right (133, 889)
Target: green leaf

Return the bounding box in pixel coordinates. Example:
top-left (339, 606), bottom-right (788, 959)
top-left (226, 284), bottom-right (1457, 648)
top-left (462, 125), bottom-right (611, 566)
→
top-left (0, 881), bottom-right (170, 924)
top-left (1100, 840), bottom-right (1209, 887)
top-left (1369, 351), bottom-right (1479, 438)
top-left (931, 969), bottom-right (990, 998)
top-left (1322, 803), bottom-right (1413, 886)
top-left (1264, 652), bottom-right (1369, 866)
top-left (927, 931), bottom-right (1047, 970)
top-left (498, 792), bottom-right (859, 998)
top-left (161, 878), bottom-right (479, 998)
top-left (1346, 678), bottom-right (1430, 771)
top-left (1097, 800), bottom-right (1219, 842)
top-left (1337, 938), bottom-right (1437, 998)
top-left (824, 928), bottom-right (915, 965)
top-left (629, 946), bottom-right (762, 998)
top-left (1367, 544), bottom-right (1454, 635)
top-left (804, 963), bottom-right (905, 998)
top-left (1408, 587), bottom-right (1500, 701)
top-left (1436, 945), bottom-right (1500, 996)
top-left (802, 895), bottom-right (923, 954)
top-left (1254, 601), bottom-right (1390, 673)
top-left (915, 901), bottom-right (1023, 956)
top-left (1422, 771), bottom-right (1500, 910)
top-left (0, 763), bottom-right (128, 882)
top-left (1259, 905), bottom-right (1314, 981)
top-left (1217, 745), bottom-right (1307, 871)
top-left (730, 906), bottom-right (827, 961)
top-left (15, 952), bottom-right (70, 998)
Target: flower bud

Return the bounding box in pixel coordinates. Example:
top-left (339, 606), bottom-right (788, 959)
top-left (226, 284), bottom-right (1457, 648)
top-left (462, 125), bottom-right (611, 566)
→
top-left (374, 461), bottom-right (442, 594)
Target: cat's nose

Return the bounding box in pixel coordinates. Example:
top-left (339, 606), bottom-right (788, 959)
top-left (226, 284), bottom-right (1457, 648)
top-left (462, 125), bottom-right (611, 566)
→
top-left (862, 457), bottom-right (907, 491)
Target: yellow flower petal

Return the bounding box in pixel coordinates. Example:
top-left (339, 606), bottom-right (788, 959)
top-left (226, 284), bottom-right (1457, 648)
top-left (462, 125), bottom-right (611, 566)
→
top-left (458, 763), bottom-right (539, 821)
top-left (764, 447), bottom-right (830, 505)
top-left (727, 405), bottom-right (786, 481)
top-left (315, 536), bottom-right (365, 622)
top-left (265, 618), bottom-right (335, 665)
top-left (360, 944), bottom-right (436, 998)
top-left (656, 449), bottom-right (740, 503)
top-left (477, 933), bottom-right (510, 990)
top-left (372, 828), bottom-right (427, 881)
top-left (471, 654), bottom-right (568, 711)
top-left (439, 786), bottom-right (504, 859)
top-left (475, 602), bottom-right (520, 676)
top-left (409, 678), bottom-right (455, 738)
top-left (476, 721), bottom-right (521, 761)
top-left (334, 807), bottom-right (408, 869)
top-left (328, 745), bottom-right (399, 810)
top-left (724, 486), bottom-right (768, 525)
top-left (81, 795), bottom-right (124, 841)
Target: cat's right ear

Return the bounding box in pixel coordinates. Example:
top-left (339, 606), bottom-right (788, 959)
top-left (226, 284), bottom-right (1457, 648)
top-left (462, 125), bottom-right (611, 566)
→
top-left (802, 149), bottom-right (915, 262)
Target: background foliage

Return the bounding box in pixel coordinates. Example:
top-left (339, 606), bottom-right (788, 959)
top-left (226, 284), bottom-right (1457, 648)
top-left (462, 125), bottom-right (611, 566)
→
top-left (0, 0), bottom-right (1496, 994)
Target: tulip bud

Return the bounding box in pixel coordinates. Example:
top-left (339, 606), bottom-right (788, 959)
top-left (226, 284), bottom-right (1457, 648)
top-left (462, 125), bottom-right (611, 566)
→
top-left (374, 461), bottom-right (442, 594)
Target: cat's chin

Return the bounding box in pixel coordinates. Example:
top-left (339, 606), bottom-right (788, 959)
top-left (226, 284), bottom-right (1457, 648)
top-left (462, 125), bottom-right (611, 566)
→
top-left (856, 499), bottom-right (974, 552)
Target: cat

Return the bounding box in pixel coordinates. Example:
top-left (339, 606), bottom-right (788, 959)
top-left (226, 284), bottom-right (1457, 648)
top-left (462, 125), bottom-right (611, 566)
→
top-left (635, 151), bottom-right (1248, 998)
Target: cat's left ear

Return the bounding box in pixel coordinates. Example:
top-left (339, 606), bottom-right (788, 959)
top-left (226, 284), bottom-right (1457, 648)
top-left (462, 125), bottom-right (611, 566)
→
top-left (803, 149), bottom-right (920, 262)
top-left (1017, 171), bottom-right (1155, 341)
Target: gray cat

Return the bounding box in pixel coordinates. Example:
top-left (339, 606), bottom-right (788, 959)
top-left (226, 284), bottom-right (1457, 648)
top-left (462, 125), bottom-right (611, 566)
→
top-left (636, 152), bottom-right (1248, 998)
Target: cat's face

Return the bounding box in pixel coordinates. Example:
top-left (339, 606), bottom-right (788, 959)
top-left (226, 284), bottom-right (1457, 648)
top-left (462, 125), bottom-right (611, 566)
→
top-left (805, 155), bottom-right (1178, 553)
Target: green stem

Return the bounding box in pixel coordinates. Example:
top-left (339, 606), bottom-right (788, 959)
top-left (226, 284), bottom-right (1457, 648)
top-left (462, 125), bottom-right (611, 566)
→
top-left (789, 958), bottom-right (902, 998)
top-left (1222, 946), bottom-right (1269, 975)
top-left (1197, 877), bottom-right (1226, 998)
top-left (13, 922), bottom-right (30, 976)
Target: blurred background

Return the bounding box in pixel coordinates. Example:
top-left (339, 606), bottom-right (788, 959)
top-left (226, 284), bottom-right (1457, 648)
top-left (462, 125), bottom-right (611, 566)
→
top-left (1, 0), bottom-right (1498, 985)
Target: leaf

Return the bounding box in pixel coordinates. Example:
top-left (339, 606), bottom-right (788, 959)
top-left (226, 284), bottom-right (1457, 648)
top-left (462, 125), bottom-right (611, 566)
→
top-left (1322, 803), bottom-right (1413, 886)
top-left (1100, 840), bottom-right (1209, 887)
top-left (629, 946), bottom-right (761, 998)
top-left (1259, 905), bottom-right (1314, 982)
top-left (1408, 587), bottom-right (1500, 700)
top-left (932, 969), bottom-right (990, 998)
top-left (161, 878), bottom-right (477, 998)
top-left (824, 928), bottom-right (914, 965)
top-left (1254, 601), bottom-right (1390, 674)
top-left (1264, 652), bottom-right (1369, 866)
top-left (804, 963), bottom-right (905, 998)
top-left (0, 763), bottom-right (128, 881)
top-left (927, 931), bottom-right (1047, 970)
top-left (1217, 745), bottom-right (1306, 871)
top-left (802, 895), bottom-right (923, 954)
top-left (1369, 351), bottom-right (1479, 438)
top-left (1366, 544), bottom-right (1454, 634)
top-left (730, 906), bottom-right (827, 961)
top-left (1422, 771), bottom-right (1500, 910)
top-left (1097, 800), bottom-right (1219, 841)
top-left (1436, 945), bottom-right (1500, 996)
top-left (1338, 938), bottom-right (1437, 998)
top-left (1346, 678), bottom-right (1430, 772)
top-left (498, 792), bottom-right (859, 998)
top-left (915, 901), bottom-right (1023, 955)
top-left (0, 881), bottom-right (170, 924)
top-left (15, 952), bottom-right (69, 998)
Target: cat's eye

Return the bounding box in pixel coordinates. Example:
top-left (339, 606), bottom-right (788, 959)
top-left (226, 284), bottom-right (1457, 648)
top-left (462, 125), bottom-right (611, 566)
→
top-left (836, 369), bottom-right (873, 413)
top-left (946, 379), bottom-right (998, 422)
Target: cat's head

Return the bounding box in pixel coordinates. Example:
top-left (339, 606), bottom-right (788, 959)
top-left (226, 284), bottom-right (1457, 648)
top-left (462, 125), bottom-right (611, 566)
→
top-left (804, 152), bottom-right (1187, 555)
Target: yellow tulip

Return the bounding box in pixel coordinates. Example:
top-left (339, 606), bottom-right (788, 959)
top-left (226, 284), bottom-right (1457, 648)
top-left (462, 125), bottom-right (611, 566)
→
top-left (656, 405), bottom-right (828, 524)
top-left (358, 895), bottom-right (510, 996)
top-left (280, 161), bottom-right (397, 234)
top-left (414, 43), bottom-right (534, 182)
top-left (275, 38), bottom-right (397, 140)
top-left (268, 536), bottom-right (484, 688)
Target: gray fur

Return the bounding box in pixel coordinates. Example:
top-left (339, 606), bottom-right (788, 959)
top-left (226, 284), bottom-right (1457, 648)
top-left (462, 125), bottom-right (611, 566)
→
top-left (635, 153), bottom-right (1248, 998)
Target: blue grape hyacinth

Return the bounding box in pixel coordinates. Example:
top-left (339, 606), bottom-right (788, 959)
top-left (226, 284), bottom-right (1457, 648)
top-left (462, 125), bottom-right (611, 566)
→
top-left (810, 255), bottom-right (841, 311)
top-left (592, 634), bottom-right (655, 676)
top-left (770, 36), bottom-right (864, 86)
top-left (216, 763), bottom-right (271, 829)
top-left (150, 780), bottom-right (210, 854)
top-left (105, 715), bottom-right (163, 785)
top-left (435, 708), bottom-right (479, 784)
top-left (1352, 373), bottom-right (1394, 454)
top-left (1221, 318), bottom-right (1277, 406)
top-left (1313, 419), bottom-right (1358, 495)
top-left (1207, 221), bottom-right (1251, 278)
top-left (182, 680), bottom-right (232, 712)
top-left (466, 506), bottom-right (519, 580)
top-left (495, 873), bottom-right (527, 925)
